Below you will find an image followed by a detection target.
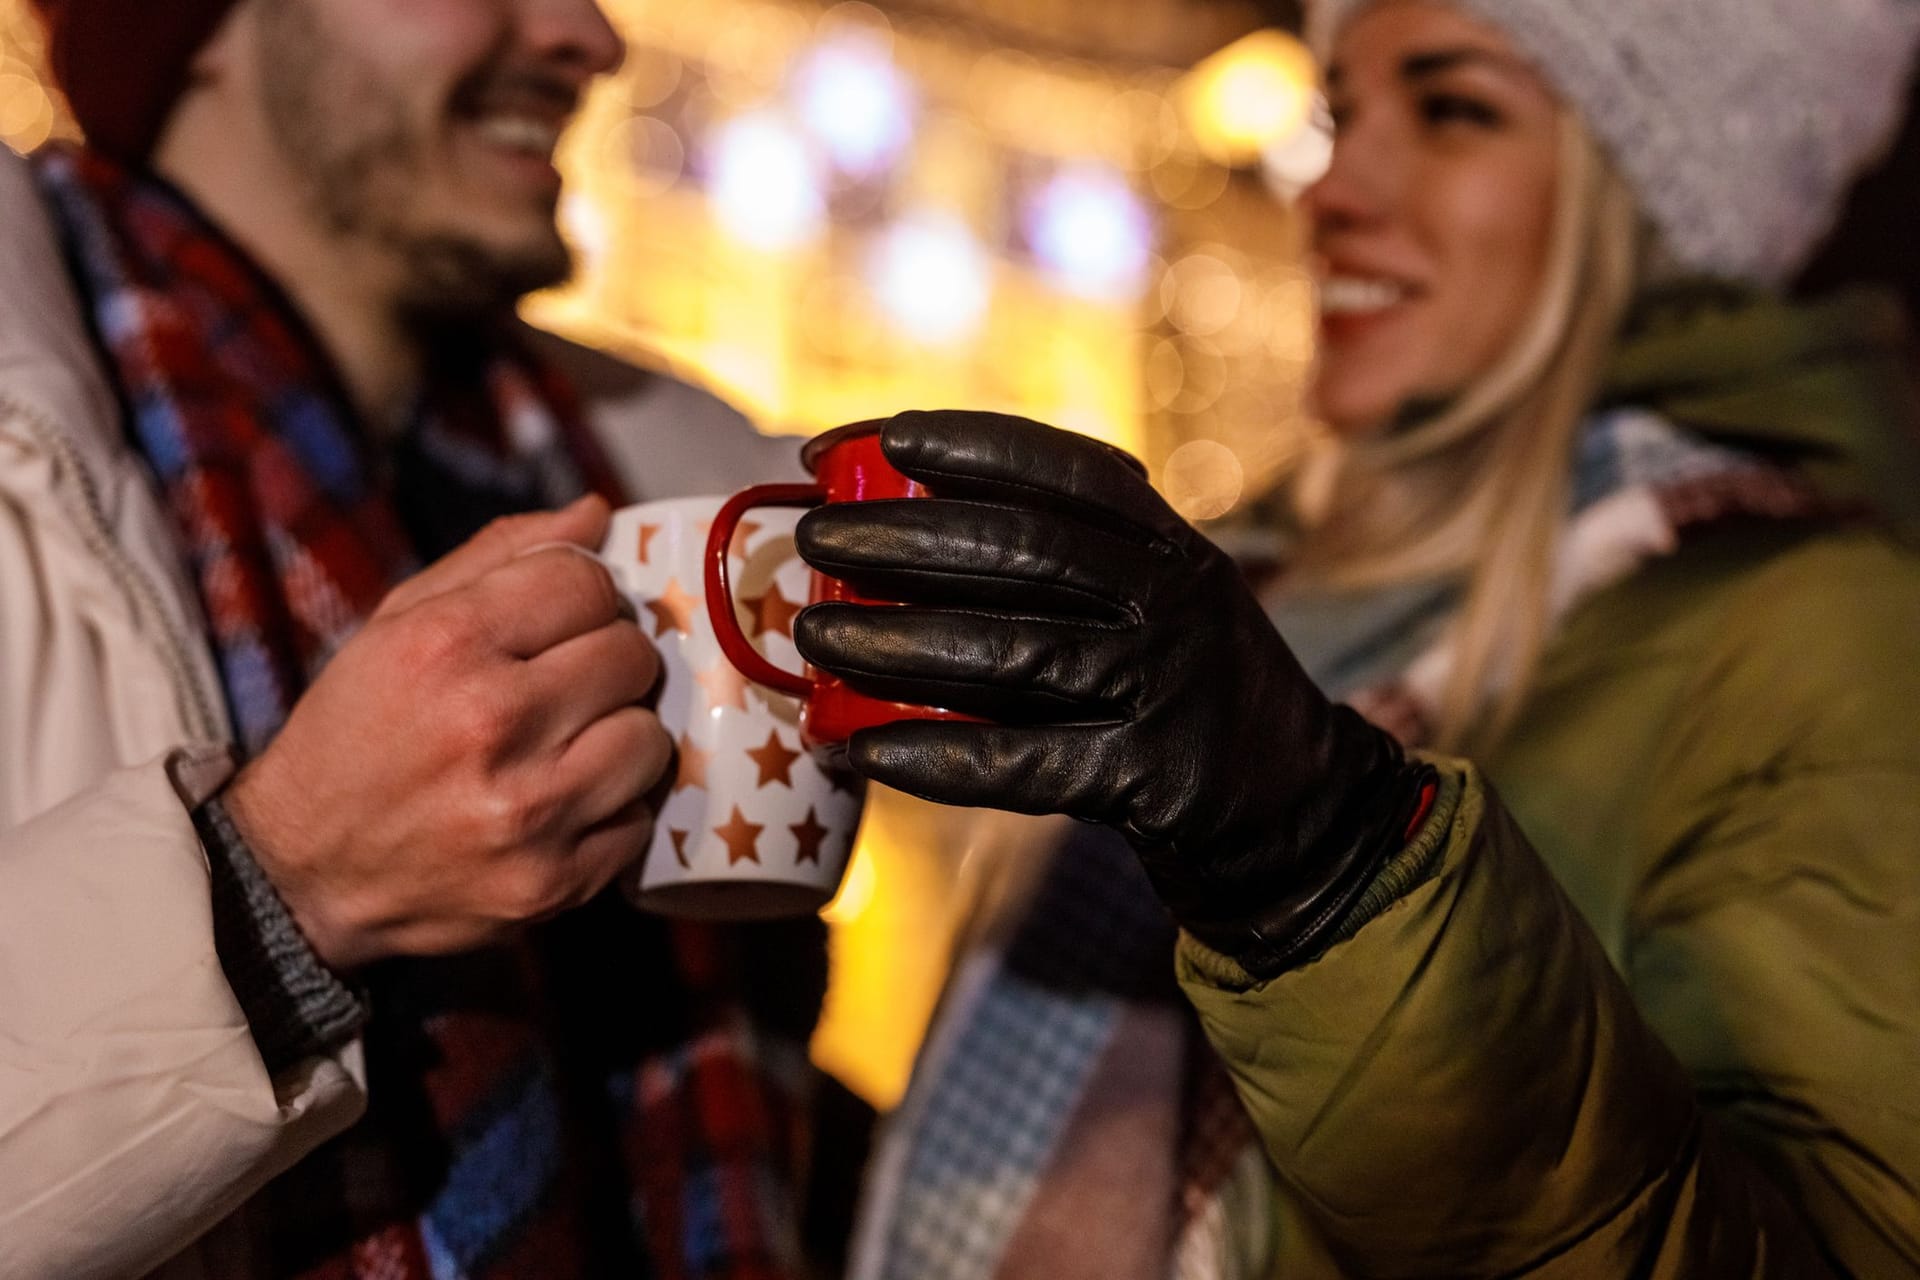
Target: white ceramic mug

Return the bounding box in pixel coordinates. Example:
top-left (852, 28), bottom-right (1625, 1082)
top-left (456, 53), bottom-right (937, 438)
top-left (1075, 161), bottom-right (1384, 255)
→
top-left (600, 497), bottom-right (863, 920)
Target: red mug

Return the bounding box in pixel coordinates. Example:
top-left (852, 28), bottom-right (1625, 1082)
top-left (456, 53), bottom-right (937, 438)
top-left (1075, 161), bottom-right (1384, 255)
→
top-left (706, 420), bottom-right (973, 755)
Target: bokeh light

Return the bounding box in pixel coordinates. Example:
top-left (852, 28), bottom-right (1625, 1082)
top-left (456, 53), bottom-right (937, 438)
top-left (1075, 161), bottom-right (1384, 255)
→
top-left (560, 193), bottom-right (615, 275)
top-left (1165, 251), bottom-right (1245, 335)
top-left (868, 210), bottom-right (993, 345)
top-left (1262, 93), bottom-right (1335, 199)
top-left (1025, 165), bottom-right (1155, 302)
top-left (708, 112), bottom-right (827, 249)
top-left (1163, 438), bottom-right (1247, 520)
top-left (792, 29), bottom-right (915, 178)
top-left (1182, 29), bottom-right (1319, 168)
top-left (606, 114), bottom-right (688, 197)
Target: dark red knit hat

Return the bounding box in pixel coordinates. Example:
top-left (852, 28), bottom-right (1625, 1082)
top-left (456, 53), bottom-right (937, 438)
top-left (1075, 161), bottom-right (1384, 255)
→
top-left (29, 0), bottom-right (244, 161)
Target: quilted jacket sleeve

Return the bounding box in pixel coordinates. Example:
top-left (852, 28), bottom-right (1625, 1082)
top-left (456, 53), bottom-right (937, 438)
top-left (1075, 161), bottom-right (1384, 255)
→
top-left (1176, 541), bottom-right (1920, 1277)
top-left (1, 398), bottom-right (366, 1280)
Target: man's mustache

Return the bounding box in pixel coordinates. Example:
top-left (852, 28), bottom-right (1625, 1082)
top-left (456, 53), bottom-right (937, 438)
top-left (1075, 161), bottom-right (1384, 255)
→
top-left (451, 67), bottom-right (582, 122)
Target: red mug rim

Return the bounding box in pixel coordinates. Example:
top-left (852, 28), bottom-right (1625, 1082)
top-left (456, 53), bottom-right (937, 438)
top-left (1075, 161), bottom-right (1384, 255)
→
top-left (799, 419), bottom-right (887, 474)
top-left (799, 417), bottom-right (1149, 479)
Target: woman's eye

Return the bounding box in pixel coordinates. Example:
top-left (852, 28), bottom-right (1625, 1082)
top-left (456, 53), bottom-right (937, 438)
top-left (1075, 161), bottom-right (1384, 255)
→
top-left (1328, 100), bottom-right (1355, 134)
top-left (1420, 93), bottom-right (1504, 129)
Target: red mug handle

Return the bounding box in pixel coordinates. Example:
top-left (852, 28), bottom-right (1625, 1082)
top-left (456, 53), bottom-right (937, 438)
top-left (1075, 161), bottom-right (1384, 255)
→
top-left (705, 483), bottom-right (827, 699)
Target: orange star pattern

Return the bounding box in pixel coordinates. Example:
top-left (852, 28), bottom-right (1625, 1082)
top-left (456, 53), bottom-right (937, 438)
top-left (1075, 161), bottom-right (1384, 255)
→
top-left (636, 523), bottom-right (662, 565)
top-left (746, 729), bottom-right (802, 788)
top-left (695, 662), bottom-right (751, 713)
top-left (741, 580), bottom-right (804, 639)
top-left (644, 577), bottom-right (699, 638)
top-left (790, 808), bottom-right (831, 866)
top-left (673, 733), bottom-right (710, 793)
top-left (731, 520), bottom-right (764, 555)
top-left (670, 828), bottom-right (693, 868)
top-left (714, 807), bottom-right (764, 865)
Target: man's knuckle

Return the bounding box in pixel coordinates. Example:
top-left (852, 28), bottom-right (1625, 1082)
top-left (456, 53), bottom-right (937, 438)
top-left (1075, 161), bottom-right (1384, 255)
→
top-left (445, 683), bottom-right (515, 759)
top-left (561, 553), bottom-right (621, 620)
top-left (478, 513), bottom-right (536, 552)
top-left (408, 599), bottom-right (485, 666)
top-left (477, 779), bottom-right (547, 849)
top-left (497, 859), bottom-right (565, 919)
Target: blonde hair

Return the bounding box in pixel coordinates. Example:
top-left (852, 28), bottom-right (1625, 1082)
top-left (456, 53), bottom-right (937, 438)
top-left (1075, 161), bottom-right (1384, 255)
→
top-left (1288, 114), bottom-right (1643, 751)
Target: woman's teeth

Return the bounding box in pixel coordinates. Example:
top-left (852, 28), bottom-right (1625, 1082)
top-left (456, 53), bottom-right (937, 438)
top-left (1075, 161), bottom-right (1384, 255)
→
top-left (475, 116), bottom-right (562, 158)
top-left (1319, 278), bottom-right (1412, 315)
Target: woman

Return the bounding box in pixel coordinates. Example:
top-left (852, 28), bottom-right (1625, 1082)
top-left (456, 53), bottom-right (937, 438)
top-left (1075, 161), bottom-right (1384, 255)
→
top-left (810, 1), bottom-right (1920, 1276)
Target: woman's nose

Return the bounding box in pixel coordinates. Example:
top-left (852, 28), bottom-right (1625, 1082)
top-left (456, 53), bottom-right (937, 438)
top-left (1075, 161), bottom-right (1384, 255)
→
top-left (1303, 115), bottom-right (1397, 234)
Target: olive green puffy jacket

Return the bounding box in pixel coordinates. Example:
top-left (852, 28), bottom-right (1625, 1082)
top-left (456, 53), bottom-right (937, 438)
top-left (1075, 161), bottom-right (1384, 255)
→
top-left (1178, 287), bottom-right (1920, 1278)
top-left (1182, 519), bottom-right (1920, 1278)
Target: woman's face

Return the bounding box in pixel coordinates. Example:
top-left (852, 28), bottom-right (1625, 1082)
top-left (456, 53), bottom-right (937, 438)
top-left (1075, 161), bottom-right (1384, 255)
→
top-left (1305, 1), bottom-right (1563, 435)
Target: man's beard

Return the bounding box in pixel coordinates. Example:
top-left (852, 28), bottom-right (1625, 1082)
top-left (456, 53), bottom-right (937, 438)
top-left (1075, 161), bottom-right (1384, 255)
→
top-left (256, 0), bottom-right (574, 321)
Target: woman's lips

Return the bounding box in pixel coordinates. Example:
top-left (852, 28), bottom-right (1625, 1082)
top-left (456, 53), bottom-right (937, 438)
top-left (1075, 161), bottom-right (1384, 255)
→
top-left (1317, 275), bottom-right (1418, 344)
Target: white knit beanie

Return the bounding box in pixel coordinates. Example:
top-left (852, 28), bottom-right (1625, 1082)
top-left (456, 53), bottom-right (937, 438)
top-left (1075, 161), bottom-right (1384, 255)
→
top-left (1309, 0), bottom-right (1920, 285)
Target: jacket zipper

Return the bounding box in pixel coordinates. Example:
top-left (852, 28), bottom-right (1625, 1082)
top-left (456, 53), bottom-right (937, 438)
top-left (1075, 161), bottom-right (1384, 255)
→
top-left (0, 388), bottom-right (227, 743)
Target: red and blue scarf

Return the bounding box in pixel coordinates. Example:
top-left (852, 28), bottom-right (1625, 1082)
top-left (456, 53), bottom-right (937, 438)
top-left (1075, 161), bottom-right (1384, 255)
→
top-left (37, 142), bottom-right (815, 1280)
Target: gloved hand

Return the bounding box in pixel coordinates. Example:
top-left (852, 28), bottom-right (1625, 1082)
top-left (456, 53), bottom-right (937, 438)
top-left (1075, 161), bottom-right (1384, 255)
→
top-left (793, 411), bottom-right (1436, 976)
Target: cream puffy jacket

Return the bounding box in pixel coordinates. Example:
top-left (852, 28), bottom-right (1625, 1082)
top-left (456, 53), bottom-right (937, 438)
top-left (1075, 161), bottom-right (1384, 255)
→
top-left (0, 144), bottom-right (798, 1280)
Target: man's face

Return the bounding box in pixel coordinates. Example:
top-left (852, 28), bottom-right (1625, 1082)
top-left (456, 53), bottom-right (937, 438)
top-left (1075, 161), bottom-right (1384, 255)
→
top-left (255, 0), bottom-right (624, 316)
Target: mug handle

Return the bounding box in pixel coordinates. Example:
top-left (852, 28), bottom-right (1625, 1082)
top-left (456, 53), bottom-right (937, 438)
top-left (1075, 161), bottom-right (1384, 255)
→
top-left (705, 483), bottom-right (827, 699)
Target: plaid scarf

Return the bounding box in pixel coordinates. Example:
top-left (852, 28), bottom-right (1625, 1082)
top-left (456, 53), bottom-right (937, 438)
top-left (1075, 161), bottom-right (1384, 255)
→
top-left (851, 818), bottom-right (1264, 1280)
top-left (37, 143), bottom-right (813, 1280)
top-left (1271, 408), bottom-right (1837, 746)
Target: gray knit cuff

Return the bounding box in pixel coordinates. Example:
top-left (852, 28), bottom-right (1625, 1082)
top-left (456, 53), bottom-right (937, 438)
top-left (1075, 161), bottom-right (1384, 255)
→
top-left (196, 792), bottom-right (368, 1074)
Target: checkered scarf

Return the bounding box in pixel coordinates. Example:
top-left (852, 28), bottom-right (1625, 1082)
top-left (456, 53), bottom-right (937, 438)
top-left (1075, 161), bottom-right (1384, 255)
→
top-left (851, 820), bottom-right (1265, 1280)
top-left (1272, 408), bottom-right (1836, 745)
top-left (37, 143), bottom-right (812, 1280)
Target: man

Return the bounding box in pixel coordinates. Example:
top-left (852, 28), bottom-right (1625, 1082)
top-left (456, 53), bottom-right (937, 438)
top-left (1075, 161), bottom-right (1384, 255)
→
top-left (0, 1), bottom-right (825, 1276)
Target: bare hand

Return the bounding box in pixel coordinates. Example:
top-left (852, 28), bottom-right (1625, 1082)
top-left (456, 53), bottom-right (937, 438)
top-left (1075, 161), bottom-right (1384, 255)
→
top-left (225, 495), bottom-right (670, 971)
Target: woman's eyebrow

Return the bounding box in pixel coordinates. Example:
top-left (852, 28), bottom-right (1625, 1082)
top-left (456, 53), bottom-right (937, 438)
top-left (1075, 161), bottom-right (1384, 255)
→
top-left (1325, 46), bottom-right (1538, 94)
top-left (1400, 46), bottom-right (1536, 83)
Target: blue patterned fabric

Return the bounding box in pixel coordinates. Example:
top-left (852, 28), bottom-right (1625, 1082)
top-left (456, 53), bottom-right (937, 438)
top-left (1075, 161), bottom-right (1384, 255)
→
top-left (858, 825), bottom-right (1198, 1279)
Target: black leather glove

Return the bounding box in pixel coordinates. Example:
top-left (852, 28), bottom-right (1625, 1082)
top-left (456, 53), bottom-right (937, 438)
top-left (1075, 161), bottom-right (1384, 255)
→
top-left (793, 411), bottom-right (1436, 976)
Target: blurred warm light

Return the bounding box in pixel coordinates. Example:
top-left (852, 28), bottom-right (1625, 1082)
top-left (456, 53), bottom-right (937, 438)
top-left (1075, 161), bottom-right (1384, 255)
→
top-left (1262, 93), bottom-right (1335, 199)
top-left (1165, 251), bottom-right (1245, 335)
top-left (821, 839), bottom-right (879, 925)
top-left (1163, 438), bottom-right (1246, 521)
top-left (1148, 146), bottom-right (1232, 209)
top-left (792, 28), bottom-right (915, 178)
top-left (709, 112), bottom-right (828, 249)
top-left (560, 192), bottom-right (616, 277)
top-left (1182, 29), bottom-right (1319, 168)
top-left (868, 209), bottom-right (993, 344)
top-left (1, 2), bottom-right (67, 155)
top-left (605, 114), bottom-right (688, 196)
top-left (1025, 165), bottom-right (1155, 302)
top-left (811, 793), bottom-right (979, 1108)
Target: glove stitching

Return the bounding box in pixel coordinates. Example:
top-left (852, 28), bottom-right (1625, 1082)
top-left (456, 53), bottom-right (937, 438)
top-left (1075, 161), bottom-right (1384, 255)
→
top-left (892, 464), bottom-right (1176, 550)
top-left (805, 602), bottom-right (1132, 636)
top-left (830, 665), bottom-right (1107, 717)
top-left (801, 567), bottom-right (1130, 618)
